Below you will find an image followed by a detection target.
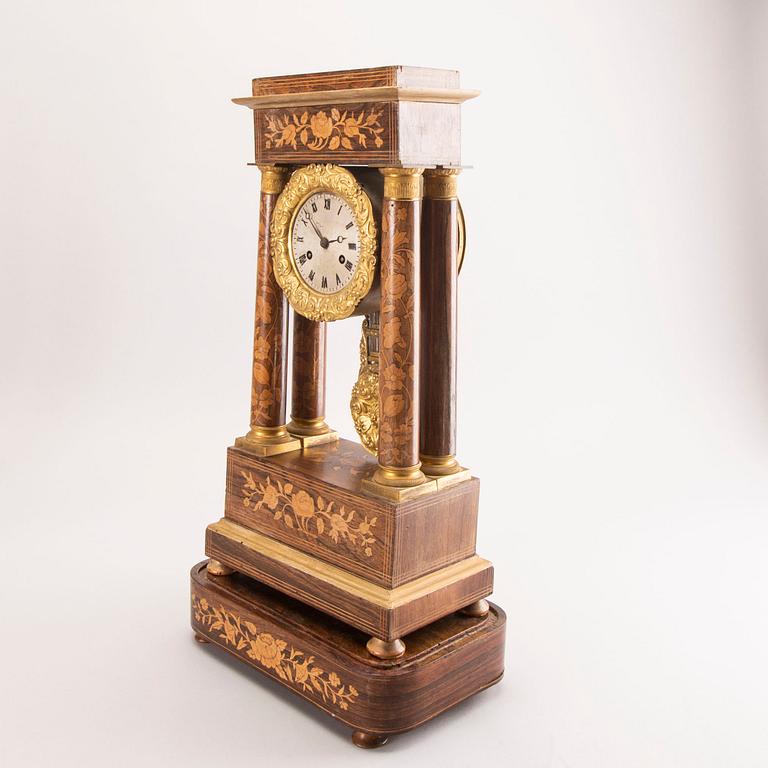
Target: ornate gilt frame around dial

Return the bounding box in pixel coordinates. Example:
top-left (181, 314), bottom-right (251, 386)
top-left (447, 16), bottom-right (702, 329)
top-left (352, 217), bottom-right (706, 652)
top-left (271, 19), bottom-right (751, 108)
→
top-left (271, 164), bottom-right (377, 322)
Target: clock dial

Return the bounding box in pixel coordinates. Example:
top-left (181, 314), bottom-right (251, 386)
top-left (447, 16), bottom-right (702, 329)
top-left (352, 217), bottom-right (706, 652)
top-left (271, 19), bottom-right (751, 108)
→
top-left (291, 192), bottom-right (360, 295)
top-left (271, 164), bottom-right (376, 322)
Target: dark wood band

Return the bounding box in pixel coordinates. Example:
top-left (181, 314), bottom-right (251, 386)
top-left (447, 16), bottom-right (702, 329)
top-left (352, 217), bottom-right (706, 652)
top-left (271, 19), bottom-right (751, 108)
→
top-left (419, 196), bottom-right (458, 464)
top-left (289, 313), bottom-right (327, 432)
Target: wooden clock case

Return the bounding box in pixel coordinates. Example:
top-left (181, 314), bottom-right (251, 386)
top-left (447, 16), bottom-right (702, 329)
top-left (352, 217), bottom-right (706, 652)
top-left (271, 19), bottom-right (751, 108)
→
top-left (190, 66), bottom-right (506, 749)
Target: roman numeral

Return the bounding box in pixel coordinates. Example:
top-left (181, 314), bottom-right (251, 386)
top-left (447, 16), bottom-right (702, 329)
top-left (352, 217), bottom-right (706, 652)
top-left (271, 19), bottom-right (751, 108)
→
top-left (324, 198), bottom-right (331, 210)
top-left (296, 236), bottom-right (303, 243)
top-left (321, 276), bottom-right (328, 289)
top-left (335, 273), bottom-right (342, 286)
top-left (337, 205), bottom-right (342, 215)
top-left (308, 269), bottom-right (315, 282)
top-left (311, 202), bottom-right (317, 213)
top-left (345, 221), bottom-right (353, 230)
top-left (348, 242), bottom-right (356, 250)
top-left (344, 260), bottom-right (353, 272)
top-left (298, 253), bottom-right (307, 265)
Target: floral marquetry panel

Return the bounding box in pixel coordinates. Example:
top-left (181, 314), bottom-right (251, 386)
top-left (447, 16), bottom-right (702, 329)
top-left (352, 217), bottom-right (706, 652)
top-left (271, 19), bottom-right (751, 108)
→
top-left (240, 472), bottom-right (379, 558)
top-left (225, 444), bottom-right (392, 586)
top-left (254, 102), bottom-right (397, 164)
top-left (192, 593), bottom-right (358, 711)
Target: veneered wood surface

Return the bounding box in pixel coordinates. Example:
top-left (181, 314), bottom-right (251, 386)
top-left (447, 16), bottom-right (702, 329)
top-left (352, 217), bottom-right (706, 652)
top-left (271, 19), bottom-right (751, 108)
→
top-left (290, 313), bottom-right (326, 423)
top-left (420, 196), bottom-right (458, 459)
top-left (190, 561), bottom-right (505, 736)
top-left (251, 66), bottom-right (460, 97)
top-left (378, 199), bottom-right (421, 469)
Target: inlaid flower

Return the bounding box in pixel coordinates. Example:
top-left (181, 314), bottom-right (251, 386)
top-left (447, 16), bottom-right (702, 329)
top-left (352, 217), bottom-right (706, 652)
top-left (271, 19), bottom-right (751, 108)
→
top-left (381, 317), bottom-right (404, 348)
top-left (381, 363), bottom-right (406, 390)
top-left (343, 117), bottom-right (359, 137)
top-left (310, 111), bottom-right (333, 140)
top-left (281, 123), bottom-right (297, 143)
top-left (247, 632), bottom-right (287, 671)
top-left (387, 273), bottom-right (408, 301)
top-left (253, 336), bottom-right (270, 360)
top-left (262, 482), bottom-right (279, 510)
top-left (330, 513), bottom-right (350, 538)
top-left (254, 297), bottom-right (272, 324)
top-left (291, 490), bottom-right (315, 519)
top-left (383, 393), bottom-right (405, 417)
top-left (251, 388), bottom-right (275, 412)
top-left (293, 659), bottom-right (310, 684)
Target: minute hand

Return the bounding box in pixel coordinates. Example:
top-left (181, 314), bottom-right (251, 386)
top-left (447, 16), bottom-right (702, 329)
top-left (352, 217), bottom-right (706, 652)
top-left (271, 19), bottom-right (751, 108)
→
top-left (307, 213), bottom-right (324, 240)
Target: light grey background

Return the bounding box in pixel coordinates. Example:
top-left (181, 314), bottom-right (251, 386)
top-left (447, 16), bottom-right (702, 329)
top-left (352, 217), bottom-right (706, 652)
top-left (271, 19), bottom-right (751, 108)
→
top-left (2, 1), bottom-right (767, 766)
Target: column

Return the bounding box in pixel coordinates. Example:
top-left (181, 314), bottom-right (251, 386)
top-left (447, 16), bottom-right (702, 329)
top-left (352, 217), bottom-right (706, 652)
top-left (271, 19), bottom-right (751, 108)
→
top-left (287, 313), bottom-right (335, 444)
top-left (419, 168), bottom-right (462, 476)
top-left (371, 168), bottom-right (428, 490)
top-left (236, 165), bottom-right (301, 456)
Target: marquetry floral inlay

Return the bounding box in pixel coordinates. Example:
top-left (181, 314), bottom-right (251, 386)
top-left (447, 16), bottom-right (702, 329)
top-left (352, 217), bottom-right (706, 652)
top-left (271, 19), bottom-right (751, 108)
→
top-left (240, 471), bottom-right (378, 557)
top-left (264, 108), bottom-right (385, 151)
top-left (192, 594), bottom-right (358, 710)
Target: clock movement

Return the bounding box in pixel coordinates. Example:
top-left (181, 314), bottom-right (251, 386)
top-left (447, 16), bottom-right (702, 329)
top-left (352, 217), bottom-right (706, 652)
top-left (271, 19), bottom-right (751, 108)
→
top-left (189, 65), bottom-right (506, 748)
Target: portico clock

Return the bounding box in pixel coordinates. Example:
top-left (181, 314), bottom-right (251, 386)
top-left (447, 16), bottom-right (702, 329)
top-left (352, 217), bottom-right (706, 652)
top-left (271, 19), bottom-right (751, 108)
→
top-left (189, 66), bottom-right (506, 750)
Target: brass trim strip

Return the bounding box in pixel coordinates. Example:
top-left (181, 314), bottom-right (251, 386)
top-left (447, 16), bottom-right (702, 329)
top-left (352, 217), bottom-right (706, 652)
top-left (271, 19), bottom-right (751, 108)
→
top-left (233, 86), bottom-right (481, 110)
top-left (208, 518), bottom-right (490, 609)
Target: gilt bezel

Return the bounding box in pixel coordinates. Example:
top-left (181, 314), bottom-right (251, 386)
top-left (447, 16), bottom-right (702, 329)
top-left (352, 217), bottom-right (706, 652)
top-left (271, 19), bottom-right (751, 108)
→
top-left (271, 164), bottom-right (377, 322)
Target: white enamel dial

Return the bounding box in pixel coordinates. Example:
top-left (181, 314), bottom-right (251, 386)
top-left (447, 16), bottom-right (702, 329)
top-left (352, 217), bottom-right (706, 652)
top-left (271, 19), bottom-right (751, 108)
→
top-left (291, 192), bottom-right (361, 295)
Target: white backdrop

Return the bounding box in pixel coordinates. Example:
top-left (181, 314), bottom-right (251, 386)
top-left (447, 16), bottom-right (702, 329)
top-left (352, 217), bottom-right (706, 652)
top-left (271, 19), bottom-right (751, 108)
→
top-left (1, 2), bottom-right (767, 766)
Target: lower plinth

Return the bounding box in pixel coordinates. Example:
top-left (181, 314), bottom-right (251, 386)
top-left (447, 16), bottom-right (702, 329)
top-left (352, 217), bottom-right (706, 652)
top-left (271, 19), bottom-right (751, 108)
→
top-left (190, 561), bottom-right (506, 745)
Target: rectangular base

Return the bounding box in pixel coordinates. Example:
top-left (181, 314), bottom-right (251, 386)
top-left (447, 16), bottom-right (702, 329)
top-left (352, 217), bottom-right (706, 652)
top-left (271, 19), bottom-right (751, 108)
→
top-left (206, 519), bottom-right (493, 640)
top-left (224, 439), bottom-right (481, 588)
top-left (190, 560), bottom-right (506, 741)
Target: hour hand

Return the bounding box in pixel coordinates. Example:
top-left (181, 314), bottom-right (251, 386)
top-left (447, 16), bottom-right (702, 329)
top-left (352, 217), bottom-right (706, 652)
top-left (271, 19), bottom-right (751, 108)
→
top-left (326, 235), bottom-right (347, 244)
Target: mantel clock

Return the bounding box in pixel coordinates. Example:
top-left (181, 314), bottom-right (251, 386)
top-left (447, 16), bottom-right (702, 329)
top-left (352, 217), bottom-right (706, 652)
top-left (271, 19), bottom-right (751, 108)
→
top-left (189, 66), bottom-right (506, 749)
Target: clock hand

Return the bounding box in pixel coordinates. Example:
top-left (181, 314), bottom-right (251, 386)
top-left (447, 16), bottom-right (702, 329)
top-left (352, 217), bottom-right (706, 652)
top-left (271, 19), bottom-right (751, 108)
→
top-left (326, 235), bottom-right (347, 244)
top-left (306, 212), bottom-right (330, 249)
top-left (307, 213), bottom-right (323, 239)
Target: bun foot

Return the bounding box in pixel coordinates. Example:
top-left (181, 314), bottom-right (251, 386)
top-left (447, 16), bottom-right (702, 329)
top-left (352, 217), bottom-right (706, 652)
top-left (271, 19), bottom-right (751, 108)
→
top-left (194, 633), bottom-right (210, 644)
top-left (459, 599), bottom-right (490, 618)
top-left (207, 559), bottom-right (234, 576)
top-left (352, 731), bottom-right (388, 749)
top-left (366, 637), bottom-right (405, 659)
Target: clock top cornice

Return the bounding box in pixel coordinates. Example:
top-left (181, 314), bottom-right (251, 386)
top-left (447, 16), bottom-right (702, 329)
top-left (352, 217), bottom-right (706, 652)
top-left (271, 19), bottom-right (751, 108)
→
top-left (233, 66), bottom-right (479, 110)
